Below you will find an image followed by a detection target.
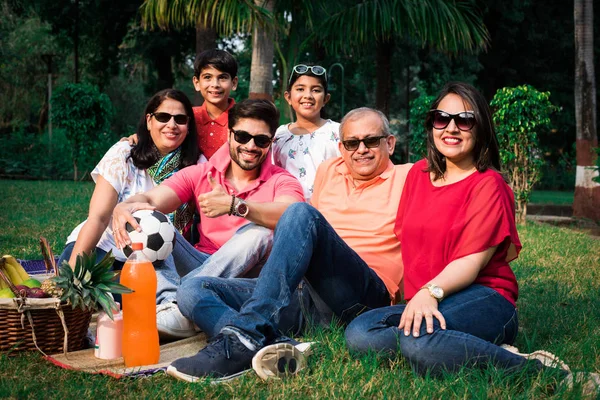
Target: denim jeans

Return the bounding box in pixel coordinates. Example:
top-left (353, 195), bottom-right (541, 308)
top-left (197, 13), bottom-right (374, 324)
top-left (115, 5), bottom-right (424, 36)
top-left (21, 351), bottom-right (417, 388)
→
top-left (345, 284), bottom-right (527, 376)
top-left (178, 202), bottom-right (391, 348)
top-left (59, 223), bottom-right (272, 305)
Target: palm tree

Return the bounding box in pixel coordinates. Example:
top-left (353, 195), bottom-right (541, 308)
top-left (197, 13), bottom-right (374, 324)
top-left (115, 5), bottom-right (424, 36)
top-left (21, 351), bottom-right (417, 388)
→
top-left (573, 0), bottom-right (599, 220)
top-left (140, 0), bottom-right (276, 99)
top-left (313, 0), bottom-right (489, 116)
top-left (140, 0), bottom-right (488, 108)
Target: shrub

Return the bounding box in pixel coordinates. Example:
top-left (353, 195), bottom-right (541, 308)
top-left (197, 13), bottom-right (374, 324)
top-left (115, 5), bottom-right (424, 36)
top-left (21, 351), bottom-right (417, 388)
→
top-left (490, 85), bottom-right (558, 223)
top-left (52, 83), bottom-right (114, 180)
top-left (408, 92), bottom-right (436, 162)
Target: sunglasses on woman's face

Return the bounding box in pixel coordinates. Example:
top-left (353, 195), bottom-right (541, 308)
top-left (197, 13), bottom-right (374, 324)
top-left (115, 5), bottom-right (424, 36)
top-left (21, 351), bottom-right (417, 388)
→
top-left (151, 112), bottom-right (189, 125)
top-left (430, 110), bottom-right (476, 131)
top-left (231, 129), bottom-right (273, 149)
top-left (289, 64), bottom-right (327, 85)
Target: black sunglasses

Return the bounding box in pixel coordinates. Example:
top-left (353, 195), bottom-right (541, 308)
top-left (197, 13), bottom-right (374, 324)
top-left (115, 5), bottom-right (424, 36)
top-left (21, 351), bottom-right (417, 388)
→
top-left (430, 110), bottom-right (476, 131)
top-left (231, 129), bottom-right (273, 149)
top-left (151, 112), bottom-right (189, 125)
top-left (289, 64), bottom-right (327, 85)
top-left (341, 135), bottom-right (388, 151)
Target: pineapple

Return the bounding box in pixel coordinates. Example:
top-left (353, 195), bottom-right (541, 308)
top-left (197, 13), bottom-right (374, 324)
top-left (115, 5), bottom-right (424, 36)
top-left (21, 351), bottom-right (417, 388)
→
top-left (40, 279), bottom-right (63, 298)
top-left (51, 251), bottom-right (132, 319)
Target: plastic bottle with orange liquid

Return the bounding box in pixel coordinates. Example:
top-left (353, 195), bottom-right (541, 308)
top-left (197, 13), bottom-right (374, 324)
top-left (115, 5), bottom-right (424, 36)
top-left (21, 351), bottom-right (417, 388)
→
top-left (120, 242), bottom-right (160, 367)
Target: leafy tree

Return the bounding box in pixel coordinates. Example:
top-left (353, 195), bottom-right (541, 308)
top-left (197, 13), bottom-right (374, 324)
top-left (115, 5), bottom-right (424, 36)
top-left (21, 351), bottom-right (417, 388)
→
top-left (408, 92), bottom-right (436, 162)
top-left (0, 4), bottom-right (62, 131)
top-left (491, 85), bottom-right (557, 224)
top-left (52, 83), bottom-right (114, 181)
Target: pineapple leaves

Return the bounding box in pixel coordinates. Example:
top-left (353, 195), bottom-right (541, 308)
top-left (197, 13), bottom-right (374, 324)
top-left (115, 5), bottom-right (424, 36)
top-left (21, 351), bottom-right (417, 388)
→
top-left (53, 250), bottom-right (133, 315)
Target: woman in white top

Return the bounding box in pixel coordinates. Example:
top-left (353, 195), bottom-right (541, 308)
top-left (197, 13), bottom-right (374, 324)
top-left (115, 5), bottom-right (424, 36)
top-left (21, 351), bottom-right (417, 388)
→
top-left (272, 64), bottom-right (340, 201)
top-left (57, 89), bottom-right (199, 303)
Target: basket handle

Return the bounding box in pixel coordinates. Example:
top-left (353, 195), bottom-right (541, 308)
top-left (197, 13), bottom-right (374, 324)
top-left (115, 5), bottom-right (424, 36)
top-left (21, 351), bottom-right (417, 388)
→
top-left (40, 237), bottom-right (58, 276)
top-left (0, 258), bottom-right (25, 298)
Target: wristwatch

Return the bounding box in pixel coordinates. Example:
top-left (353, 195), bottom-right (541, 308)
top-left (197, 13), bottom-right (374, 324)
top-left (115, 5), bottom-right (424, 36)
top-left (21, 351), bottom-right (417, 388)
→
top-left (233, 197), bottom-right (249, 218)
top-left (421, 283), bottom-right (444, 302)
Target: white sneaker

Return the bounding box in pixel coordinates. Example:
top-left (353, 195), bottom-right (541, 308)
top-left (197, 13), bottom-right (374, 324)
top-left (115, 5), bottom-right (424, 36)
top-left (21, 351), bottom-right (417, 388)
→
top-left (156, 302), bottom-right (199, 340)
top-left (251, 340), bottom-right (315, 381)
top-left (500, 344), bottom-right (570, 371)
top-left (564, 371), bottom-right (600, 398)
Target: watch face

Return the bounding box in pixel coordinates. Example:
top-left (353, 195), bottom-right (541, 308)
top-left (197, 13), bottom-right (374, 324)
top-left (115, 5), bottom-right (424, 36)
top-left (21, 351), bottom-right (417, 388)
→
top-left (237, 203), bottom-right (248, 216)
top-left (431, 286), bottom-right (444, 299)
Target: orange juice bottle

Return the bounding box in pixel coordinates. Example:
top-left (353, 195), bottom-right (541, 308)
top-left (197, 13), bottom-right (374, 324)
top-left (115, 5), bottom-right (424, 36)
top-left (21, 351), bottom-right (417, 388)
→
top-left (120, 242), bottom-right (160, 367)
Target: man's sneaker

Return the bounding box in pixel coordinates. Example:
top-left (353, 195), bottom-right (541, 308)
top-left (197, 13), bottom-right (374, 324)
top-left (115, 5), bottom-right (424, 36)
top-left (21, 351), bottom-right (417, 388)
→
top-left (156, 302), bottom-right (199, 340)
top-left (500, 344), bottom-right (571, 371)
top-left (167, 333), bottom-right (256, 383)
top-left (252, 342), bottom-right (308, 381)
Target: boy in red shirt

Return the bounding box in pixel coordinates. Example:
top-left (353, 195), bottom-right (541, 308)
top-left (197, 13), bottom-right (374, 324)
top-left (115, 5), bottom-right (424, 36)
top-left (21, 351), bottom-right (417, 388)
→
top-left (192, 50), bottom-right (238, 159)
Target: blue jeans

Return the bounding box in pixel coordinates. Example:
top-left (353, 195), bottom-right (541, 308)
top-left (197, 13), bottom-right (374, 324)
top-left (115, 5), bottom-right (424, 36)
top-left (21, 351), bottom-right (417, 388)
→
top-left (59, 223), bottom-right (272, 305)
top-left (345, 284), bottom-right (527, 376)
top-left (178, 202), bottom-right (391, 348)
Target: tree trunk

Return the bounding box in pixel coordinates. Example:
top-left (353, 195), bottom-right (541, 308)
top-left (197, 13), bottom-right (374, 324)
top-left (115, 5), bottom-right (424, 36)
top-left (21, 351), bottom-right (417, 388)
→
top-left (249, 0), bottom-right (275, 100)
top-left (195, 22), bottom-right (217, 105)
top-left (376, 38), bottom-right (394, 117)
top-left (574, 0), bottom-right (600, 220)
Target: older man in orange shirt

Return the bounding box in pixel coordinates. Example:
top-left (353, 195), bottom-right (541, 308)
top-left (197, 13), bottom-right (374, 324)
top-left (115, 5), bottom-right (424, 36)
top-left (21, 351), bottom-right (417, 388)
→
top-left (167, 108), bottom-right (412, 383)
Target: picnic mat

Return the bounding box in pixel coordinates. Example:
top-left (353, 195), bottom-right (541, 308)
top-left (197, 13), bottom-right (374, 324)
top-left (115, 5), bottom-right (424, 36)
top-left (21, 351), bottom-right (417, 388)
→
top-left (45, 333), bottom-right (208, 378)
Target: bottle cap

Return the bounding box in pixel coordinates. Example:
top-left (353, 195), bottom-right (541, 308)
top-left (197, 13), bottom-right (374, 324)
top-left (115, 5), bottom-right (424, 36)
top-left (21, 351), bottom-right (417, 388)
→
top-left (131, 242), bottom-right (143, 251)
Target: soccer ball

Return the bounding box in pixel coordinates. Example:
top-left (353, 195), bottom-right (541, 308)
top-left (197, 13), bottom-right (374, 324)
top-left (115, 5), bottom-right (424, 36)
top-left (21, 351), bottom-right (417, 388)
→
top-left (123, 210), bottom-right (176, 262)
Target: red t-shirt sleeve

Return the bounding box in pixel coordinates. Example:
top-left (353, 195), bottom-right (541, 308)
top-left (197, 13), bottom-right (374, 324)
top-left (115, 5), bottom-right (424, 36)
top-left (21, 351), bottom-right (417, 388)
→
top-left (449, 174), bottom-right (522, 264)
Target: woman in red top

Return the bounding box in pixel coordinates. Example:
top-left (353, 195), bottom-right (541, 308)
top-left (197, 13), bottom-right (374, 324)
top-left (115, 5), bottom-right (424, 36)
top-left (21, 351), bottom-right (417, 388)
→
top-left (345, 82), bottom-right (560, 377)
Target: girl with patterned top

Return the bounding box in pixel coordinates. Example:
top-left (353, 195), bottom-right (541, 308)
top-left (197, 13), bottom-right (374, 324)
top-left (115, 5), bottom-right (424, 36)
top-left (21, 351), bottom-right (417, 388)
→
top-left (58, 89), bottom-right (199, 280)
top-left (272, 64), bottom-right (340, 201)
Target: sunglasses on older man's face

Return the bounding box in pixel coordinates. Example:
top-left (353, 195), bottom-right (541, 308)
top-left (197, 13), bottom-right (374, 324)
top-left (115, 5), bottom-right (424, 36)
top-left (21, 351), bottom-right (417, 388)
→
top-left (341, 135), bottom-right (388, 151)
top-left (231, 129), bottom-right (273, 149)
top-left (430, 110), bottom-right (476, 131)
top-left (289, 64), bottom-right (327, 85)
top-left (151, 112), bottom-right (189, 125)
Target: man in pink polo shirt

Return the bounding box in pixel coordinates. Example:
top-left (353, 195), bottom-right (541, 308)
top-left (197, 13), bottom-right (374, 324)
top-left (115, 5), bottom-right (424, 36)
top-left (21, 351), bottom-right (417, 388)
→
top-left (165, 107), bottom-right (412, 383)
top-left (112, 99), bottom-right (304, 339)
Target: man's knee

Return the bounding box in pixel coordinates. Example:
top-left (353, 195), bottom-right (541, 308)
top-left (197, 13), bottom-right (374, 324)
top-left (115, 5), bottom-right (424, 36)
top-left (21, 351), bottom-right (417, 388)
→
top-left (176, 276), bottom-right (218, 319)
top-left (279, 202), bottom-right (321, 227)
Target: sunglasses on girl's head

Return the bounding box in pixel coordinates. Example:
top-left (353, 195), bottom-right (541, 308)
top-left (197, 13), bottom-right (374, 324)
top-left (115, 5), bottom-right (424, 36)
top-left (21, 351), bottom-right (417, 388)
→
top-left (231, 129), bottom-right (273, 149)
top-left (151, 112), bottom-right (189, 125)
top-left (341, 135), bottom-right (388, 151)
top-left (289, 64), bottom-right (327, 84)
top-left (430, 110), bottom-right (476, 131)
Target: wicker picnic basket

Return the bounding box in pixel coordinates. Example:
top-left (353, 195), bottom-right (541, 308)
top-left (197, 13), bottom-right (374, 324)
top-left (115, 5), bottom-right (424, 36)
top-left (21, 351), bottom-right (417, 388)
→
top-left (0, 238), bottom-right (93, 355)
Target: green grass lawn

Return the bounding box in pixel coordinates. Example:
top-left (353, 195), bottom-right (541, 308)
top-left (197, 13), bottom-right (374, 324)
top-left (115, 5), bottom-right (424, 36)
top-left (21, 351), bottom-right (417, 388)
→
top-left (1, 180), bottom-right (598, 399)
top-left (529, 191), bottom-right (574, 205)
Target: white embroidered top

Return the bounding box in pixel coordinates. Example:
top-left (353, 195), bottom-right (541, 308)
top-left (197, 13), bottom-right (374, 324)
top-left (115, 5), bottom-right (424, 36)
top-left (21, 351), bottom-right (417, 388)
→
top-left (66, 141), bottom-right (156, 261)
top-left (272, 120), bottom-right (340, 201)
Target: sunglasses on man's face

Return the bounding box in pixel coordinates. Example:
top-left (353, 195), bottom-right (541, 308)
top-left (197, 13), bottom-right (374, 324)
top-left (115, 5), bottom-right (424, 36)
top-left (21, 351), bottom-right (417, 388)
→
top-left (430, 110), bottom-right (476, 131)
top-left (341, 135), bottom-right (388, 151)
top-left (151, 112), bottom-right (189, 125)
top-left (231, 129), bottom-right (273, 149)
top-left (289, 64), bottom-right (327, 85)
